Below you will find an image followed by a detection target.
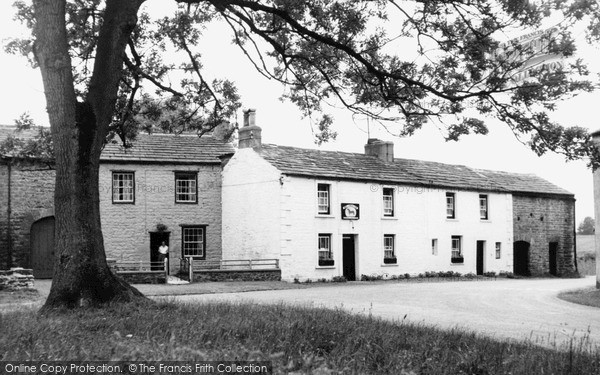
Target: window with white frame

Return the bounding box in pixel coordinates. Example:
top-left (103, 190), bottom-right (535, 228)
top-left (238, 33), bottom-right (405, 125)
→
top-left (182, 226), bottom-right (205, 258)
top-left (446, 192), bottom-right (456, 219)
top-left (479, 194), bottom-right (488, 220)
top-left (317, 183), bottom-right (330, 215)
top-left (384, 235), bottom-right (395, 259)
top-left (432, 238), bottom-right (438, 255)
top-left (495, 242), bottom-right (501, 259)
top-left (112, 171), bottom-right (135, 203)
top-left (318, 234), bottom-right (333, 262)
top-left (383, 187), bottom-right (395, 216)
top-left (175, 172), bottom-right (197, 203)
top-left (451, 235), bottom-right (463, 261)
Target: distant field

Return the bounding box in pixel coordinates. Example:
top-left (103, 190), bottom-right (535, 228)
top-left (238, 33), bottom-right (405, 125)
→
top-left (577, 235), bottom-right (595, 255)
top-left (577, 235), bottom-right (596, 275)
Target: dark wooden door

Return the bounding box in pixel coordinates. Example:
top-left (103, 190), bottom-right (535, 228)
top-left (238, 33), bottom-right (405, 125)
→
top-left (513, 241), bottom-right (530, 276)
top-left (30, 216), bottom-right (55, 279)
top-left (342, 235), bottom-right (356, 281)
top-left (150, 232), bottom-right (170, 271)
top-left (476, 241), bottom-right (485, 275)
top-left (549, 242), bottom-right (558, 276)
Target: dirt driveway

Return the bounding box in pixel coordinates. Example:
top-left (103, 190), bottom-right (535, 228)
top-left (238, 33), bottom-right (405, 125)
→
top-left (172, 277), bottom-right (600, 348)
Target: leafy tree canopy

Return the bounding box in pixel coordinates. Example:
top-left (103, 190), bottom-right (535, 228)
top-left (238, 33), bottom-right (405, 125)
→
top-left (577, 216), bottom-right (595, 235)
top-left (2, 0), bottom-right (599, 164)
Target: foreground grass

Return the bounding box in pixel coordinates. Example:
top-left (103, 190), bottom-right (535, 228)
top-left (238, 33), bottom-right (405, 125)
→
top-left (1, 301), bottom-right (599, 374)
top-left (559, 286), bottom-right (600, 308)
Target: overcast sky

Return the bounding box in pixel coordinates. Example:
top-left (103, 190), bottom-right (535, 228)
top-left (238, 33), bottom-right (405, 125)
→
top-left (1, 2), bottom-right (599, 224)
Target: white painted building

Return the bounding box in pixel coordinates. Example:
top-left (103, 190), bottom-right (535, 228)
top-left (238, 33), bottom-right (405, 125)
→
top-left (222, 111), bottom-right (526, 281)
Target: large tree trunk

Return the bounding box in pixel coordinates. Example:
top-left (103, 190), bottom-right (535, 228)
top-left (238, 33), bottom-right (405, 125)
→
top-left (33, 0), bottom-right (145, 308)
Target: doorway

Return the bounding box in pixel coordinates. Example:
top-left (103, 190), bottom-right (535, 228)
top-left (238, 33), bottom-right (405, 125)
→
top-left (549, 242), bottom-right (558, 276)
top-left (342, 234), bottom-right (356, 281)
top-left (513, 241), bottom-right (530, 276)
top-left (476, 240), bottom-right (485, 275)
top-left (150, 232), bottom-right (170, 272)
top-left (30, 216), bottom-right (55, 279)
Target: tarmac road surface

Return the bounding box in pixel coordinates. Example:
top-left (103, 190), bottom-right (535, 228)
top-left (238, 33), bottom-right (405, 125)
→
top-left (171, 276), bottom-right (599, 349)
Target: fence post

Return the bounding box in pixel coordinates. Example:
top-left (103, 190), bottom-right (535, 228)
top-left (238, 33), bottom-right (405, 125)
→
top-left (164, 257), bottom-right (169, 279)
top-left (249, 259), bottom-right (253, 270)
top-left (189, 257), bottom-right (194, 283)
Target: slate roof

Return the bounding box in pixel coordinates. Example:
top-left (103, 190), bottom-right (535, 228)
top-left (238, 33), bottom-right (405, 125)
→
top-left (0, 125), bottom-right (234, 164)
top-left (258, 144), bottom-right (573, 197)
top-left (101, 133), bottom-right (234, 164)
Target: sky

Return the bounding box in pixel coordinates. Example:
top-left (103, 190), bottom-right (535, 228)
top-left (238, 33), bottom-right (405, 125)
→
top-left (0, 2), bottom-right (598, 224)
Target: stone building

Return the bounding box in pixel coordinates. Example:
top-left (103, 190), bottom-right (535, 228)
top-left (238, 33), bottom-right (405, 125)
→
top-left (1, 118), bottom-right (577, 280)
top-left (0, 126), bottom-right (232, 277)
top-left (222, 112), bottom-right (576, 281)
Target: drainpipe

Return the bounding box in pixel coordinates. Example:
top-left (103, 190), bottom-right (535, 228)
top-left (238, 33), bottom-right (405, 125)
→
top-left (591, 130), bottom-right (600, 288)
top-left (6, 161), bottom-right (12, 269)
top-left (572, 199), bottom-right (578, 274)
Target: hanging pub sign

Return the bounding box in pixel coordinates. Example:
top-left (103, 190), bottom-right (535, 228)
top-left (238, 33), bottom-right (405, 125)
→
top-left (341, 203), bottom-right (360, 220)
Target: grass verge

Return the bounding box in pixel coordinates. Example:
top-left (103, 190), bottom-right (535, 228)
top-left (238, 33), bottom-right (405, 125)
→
top-left (2, 301), bottom-right (600, 374)
top-left (559, 287), bottom-right (600, 308)
top-left (0, 288), bottom-right (42, 305)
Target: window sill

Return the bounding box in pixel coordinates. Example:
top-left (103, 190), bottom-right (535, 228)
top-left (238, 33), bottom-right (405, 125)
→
top-left (112, 201), bottom-right (135, 205)
top-left (446, 218), bottom-right (458, 222)
top-left (450, 262), bottom-right (464, 266)
top-left (315, 214), bottom-right (335, 219)
top-left (381, 263), bottom-right (399, 267)
top-left (381, 216), bottom-right (398, 220)
top-left (480, 219), bottom-right (491, 223)
top-left (315, 266), bottom-right (336, 269)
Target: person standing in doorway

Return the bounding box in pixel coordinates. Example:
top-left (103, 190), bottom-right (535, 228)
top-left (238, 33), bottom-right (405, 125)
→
top-left (158, 241), bottom-right (169, 263)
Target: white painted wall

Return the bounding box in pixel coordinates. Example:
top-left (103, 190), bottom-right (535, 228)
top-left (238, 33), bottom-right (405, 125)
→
top-left (221, 149), bottom-right (282, 261)
top-left (280, 178), bottom-right (514, 281)
top-left (222, 148), bottom-right (514, 281)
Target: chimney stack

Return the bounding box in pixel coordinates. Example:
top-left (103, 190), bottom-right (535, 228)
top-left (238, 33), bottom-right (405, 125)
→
top-left (364, 138), bottom-right (394, 163)
top-left (238, 109), bottom-right (262, 149)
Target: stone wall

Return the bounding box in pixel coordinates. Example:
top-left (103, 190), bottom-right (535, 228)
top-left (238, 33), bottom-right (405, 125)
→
top-left (116, 271), bottom-right (166, 284)
top-left (99, 163), bottom-right (224, 274)
top-left (512, 194), bottom-right (576, 276)
top-left (0, 160), bottom-right (55, 269)
top-left (0, 268), bottom-right (35, 290)
top-left (0, 159), bottom-right (224, 275)
top-left (192, 269), bottom-right (281, 282)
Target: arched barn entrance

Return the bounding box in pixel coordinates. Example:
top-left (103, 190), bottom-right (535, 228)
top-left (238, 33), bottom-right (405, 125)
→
top-left (30, 216), bottom-right (55, 278)
top-left (513, 240), bottom-right (530, 276)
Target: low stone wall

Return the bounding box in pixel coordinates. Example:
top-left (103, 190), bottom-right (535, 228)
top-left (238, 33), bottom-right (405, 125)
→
top-left (0, 268), bottom-right (35, 290)
top-left (192, 269), bottom-right (281, 282)
top-left (117, 271), bottom-right (166, 284)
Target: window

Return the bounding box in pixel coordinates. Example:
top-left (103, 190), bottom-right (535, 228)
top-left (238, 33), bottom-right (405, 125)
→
top-left (182, 226), bottom-right (206, 258)
top-left (495, 242), bottom-right (501, 259)
top-left (446, 192), bottom-right (456, 219)
top-left (317, 184), bottom-right (330, 215)
top-left (451, 236), bottom-right (463, 263)
top-left (383, 187), bottom-right (394, 216)
top-left (479, 194), bottom-right (488, 220)
top-left (175, 172), bottom-right (198, 203)
top-left (112, 171), bottom-right (135, 203)
top-left (432, 239), bottom-right (438, 256)
top-left (318, 234), bottom-right (333, 266)
top-left (383, 235), bottom-right (396, 263)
